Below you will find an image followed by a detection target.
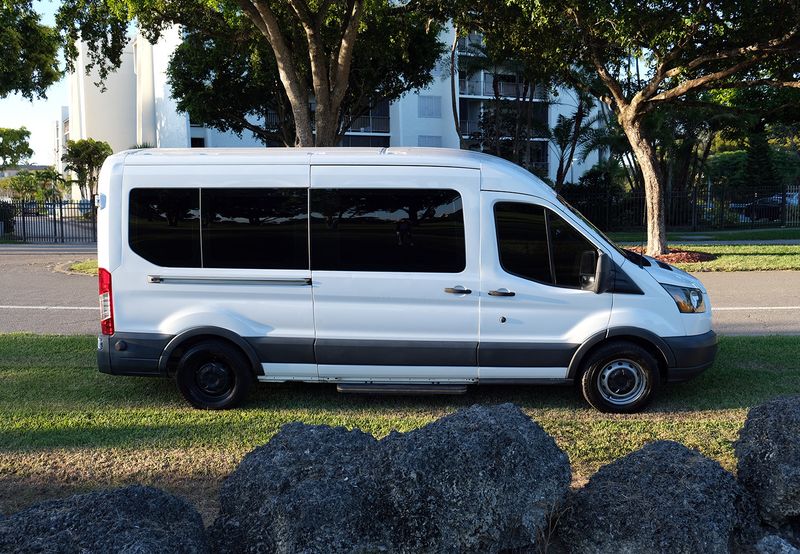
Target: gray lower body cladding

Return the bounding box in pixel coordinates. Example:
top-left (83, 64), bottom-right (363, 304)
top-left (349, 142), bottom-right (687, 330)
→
top-left (97, 329), bottom-right (718, 382)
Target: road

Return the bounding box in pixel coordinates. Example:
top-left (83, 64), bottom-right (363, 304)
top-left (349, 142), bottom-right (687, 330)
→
top-left (0, 245), bottom-right (798, 335)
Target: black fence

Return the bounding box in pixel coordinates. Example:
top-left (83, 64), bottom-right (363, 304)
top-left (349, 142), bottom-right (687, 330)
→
top-left (561, 185), bottom-right (800, 232)
top-left (0, 200), bottom-right (96, 243)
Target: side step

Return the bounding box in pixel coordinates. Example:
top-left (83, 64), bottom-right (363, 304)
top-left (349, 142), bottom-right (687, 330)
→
top-left (336, 383), bottom-right (468, 396)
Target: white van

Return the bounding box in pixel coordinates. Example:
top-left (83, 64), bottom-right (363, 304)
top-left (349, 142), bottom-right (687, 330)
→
top-left (96, 148), bottom-right (716, 413)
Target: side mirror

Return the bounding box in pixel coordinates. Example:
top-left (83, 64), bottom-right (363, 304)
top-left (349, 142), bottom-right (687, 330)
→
top-left (579, 250), bottom-right (597, 290)
top-left (593, 251), bottom-right (613, 294)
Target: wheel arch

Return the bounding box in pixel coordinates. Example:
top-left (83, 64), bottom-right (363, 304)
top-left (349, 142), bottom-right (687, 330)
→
top-left (568, 327), bottom-right (675, 381)
top-left (158, 326), bottom-right (264, 377)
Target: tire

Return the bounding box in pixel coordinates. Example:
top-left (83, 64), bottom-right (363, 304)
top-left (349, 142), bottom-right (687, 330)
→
top-left (175, 340), bottom-right (252, 410)
top-left (579, 341), bottom-right (659, 413)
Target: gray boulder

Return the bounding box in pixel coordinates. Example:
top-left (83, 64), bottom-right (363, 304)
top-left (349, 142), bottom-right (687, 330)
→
top-left (559, 440), bottom-right (754, 554)
top-left (210, 423), bottom-right (383, 553)
top-left (210, 403), bottom-right (571, 553)
top-left (0, 485), bottom-right (208, 553)
top-left (756, 535), bottom-right (800, 554)
top-left (736, 395), bottom-right (800, 529)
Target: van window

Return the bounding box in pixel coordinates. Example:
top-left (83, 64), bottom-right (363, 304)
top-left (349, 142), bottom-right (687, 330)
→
top-left (495, 202), bottom-right (597, 288)
top-left (201, 188), bottom-right (308, 269)
top-left (310, 188), bottom-right (465, 272)
top-left (129, 189), bottom-right (201, 267)
top-left (494, 202), bottom-right (551, 283)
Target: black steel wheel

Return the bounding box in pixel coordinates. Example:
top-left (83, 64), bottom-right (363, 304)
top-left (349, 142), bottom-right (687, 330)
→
top-left (579, 341), bottom-right (659, 413)
top-left (175, 340), bottom-right (252, 410)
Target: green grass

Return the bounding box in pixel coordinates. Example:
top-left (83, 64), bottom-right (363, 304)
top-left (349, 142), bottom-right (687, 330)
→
top-left (1, 334), bottom-right (798, 517)
top-left (608, 227), bottom-right (800, 242)
top-left (669, 244), bottom-right (800, 271)
top-left (68, 259), bottom-right (98, 275)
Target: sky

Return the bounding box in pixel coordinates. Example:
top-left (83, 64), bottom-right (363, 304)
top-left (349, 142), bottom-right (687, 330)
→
top-left (0, 1), bottom-right (68, 166)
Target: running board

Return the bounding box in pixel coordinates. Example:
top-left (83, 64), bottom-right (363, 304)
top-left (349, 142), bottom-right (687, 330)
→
top-left (336, 383), bottom-right (468, 395)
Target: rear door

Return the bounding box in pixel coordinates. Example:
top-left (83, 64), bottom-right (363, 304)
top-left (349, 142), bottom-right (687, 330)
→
top-left (479, 191), bottom-right (613, 380)
top-left (310, 165), bottom-right (480, 382)
top-left (118, 164), bottom-right (316, 380)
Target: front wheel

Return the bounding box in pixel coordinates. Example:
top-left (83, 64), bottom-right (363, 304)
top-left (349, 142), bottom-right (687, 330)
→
top-left (175, 340), bottom-right (252, 410)
top-left (579, 341), bottom-right (659, 413)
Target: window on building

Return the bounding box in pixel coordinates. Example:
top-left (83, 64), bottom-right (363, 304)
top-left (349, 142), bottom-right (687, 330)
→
top-left (190, 137), bottom-right (205, 148)
top-left (417, 135), bottom-right (442, 147)
top-left (418, 95), bottom-right (442, 118)
top-left (310, 188), bottom-right (465, 272)
top-left (495, 202), bottom-right (597, 288)
top-left (201, 188), bottom-right (308, 269)
top-left (129, 188), bottom-right (202, 267)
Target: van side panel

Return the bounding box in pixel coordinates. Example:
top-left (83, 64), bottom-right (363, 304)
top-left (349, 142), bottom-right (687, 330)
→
top-left (113, 163), bottom-right (316, 380)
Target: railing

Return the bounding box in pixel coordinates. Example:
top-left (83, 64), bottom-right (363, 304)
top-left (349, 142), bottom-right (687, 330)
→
top-left (459, 77), bottom-right (547, 100)
top-left (346, 115), bottom-right (390, 134)
top-left (559, 185), bottom-right (800, 232)
top-left (0, 199), bottom-right (96, 243)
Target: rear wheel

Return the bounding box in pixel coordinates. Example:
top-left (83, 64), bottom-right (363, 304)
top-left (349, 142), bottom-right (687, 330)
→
top-left (175, 340), bottom-right (252, 410)
top-left (579, 341), bottom-right (659, 413)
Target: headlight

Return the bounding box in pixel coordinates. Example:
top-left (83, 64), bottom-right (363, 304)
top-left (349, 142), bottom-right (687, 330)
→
top-left (662, 284), bottom-right (706, 313)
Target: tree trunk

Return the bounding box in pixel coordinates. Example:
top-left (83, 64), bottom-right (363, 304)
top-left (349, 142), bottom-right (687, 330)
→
top-left (450, 27), bottom-right (461, 141)
top-left (621, 115), bottom-right (668, 256)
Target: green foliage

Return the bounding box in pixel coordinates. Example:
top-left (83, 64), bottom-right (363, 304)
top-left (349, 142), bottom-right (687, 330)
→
top-left (62, 139), bottom-right (113, 200)
top-left (0, 1), bottom-right (60, 99)
top-left (0, 200), bottom-right (16, 234)
top-left (707, 148), bottom-right (800, 189)
top-left (5, 168), bottom-right (65, 201)
top-left (0, 128), bottom-right (33, 170)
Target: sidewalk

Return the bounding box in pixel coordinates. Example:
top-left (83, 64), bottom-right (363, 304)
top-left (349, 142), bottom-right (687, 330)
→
top-left (0, 243), bottom-right (96, 256)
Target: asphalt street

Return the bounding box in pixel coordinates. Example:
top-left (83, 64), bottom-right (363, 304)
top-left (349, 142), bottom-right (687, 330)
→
top-left (0, 245), bottom-right (798, 336)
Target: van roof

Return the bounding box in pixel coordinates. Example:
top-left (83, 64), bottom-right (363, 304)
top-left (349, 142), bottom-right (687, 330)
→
top-left (120, 147), bottom-right (489, 169)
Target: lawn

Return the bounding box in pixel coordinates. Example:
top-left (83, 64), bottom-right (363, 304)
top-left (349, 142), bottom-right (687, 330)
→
top-left (1, 334), bottom-right (798, 521)
top-left (669, 244), bottom-right (800, 271)
top-left (608, 227), bottom-right (800, 242)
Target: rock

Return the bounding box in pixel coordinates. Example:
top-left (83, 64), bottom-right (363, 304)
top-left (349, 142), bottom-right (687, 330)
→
top-left (0, 485), bottom-right (208, 553)
top-left (736, 395), bottom-right (800, 529)
top-left (210, 423), bottom-right (382, 553)
top-left (210, 403), bottom-right (571, 553)
top-left (756, 535), bottom-right (800, 554)
top-left (373, 403), bottom-right (571, 552)
top-left (559, 440), bottom-right (754, 554)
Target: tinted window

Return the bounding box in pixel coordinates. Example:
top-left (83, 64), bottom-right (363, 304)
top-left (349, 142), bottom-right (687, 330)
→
top-left (494, 202), bottom-right (552, 283)
top-left (310, 188), bottom-right (465, 272)
top-left (201, 188), bottom-right (308, 269)
top-left (494, 202), bottom-right (598, 289)
top-left (549, 212), bottom-right (597, 287)
top-left (129, 189), bottom-right (201, 267)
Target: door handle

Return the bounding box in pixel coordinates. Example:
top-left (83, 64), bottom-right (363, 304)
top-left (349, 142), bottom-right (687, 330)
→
top-left (444, 286), bottom-right (472, 295)
top-left (488, 289), bottom-right (516, 297)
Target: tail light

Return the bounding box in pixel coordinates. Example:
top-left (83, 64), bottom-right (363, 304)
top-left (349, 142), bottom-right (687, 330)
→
top-left (98, 268), bottom-right (114, 335)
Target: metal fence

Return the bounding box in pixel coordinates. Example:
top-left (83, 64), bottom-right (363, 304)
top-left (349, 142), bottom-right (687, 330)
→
top-left (0, 199), bottom-right (96, 243)
top-left (560, 185), bottom-right (800, 232)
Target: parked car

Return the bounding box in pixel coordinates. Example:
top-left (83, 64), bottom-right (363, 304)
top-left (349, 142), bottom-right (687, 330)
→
top-left (744, 196), bottom-right (789, 222)
top-left (96, 147), bottom-right (717, 413)
top-left (22, 201), bottom-right (40, 216)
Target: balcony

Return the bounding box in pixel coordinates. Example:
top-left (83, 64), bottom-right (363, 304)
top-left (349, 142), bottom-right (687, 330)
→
top-left (345, 114), bottom-right (390, 134)
top-left (459, 77), bottom-right (547, 100)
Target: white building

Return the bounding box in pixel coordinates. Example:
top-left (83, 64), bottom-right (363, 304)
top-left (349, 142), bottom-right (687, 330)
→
top-left (61, 26), bottom-right (600, 198)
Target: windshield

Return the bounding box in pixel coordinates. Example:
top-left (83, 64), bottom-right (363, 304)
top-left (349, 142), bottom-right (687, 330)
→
top-left (555, 195), bottom-right (633, 260)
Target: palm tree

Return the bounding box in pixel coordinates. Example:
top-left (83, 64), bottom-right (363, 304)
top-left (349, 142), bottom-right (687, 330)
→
top-left (62, 138), bottom-right (113, 200)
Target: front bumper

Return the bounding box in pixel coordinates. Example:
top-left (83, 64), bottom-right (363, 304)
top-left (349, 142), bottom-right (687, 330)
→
top-left (97, 333), bottom-right (172, 377)
top-left (663, 330), bottom-right (718, 383)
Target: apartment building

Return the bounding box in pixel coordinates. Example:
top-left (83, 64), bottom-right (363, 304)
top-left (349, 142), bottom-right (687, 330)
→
top-left (60, 26), bottom-right (599, 198)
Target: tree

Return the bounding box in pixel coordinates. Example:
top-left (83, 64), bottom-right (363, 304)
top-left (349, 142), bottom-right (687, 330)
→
top-left (61, 139), bottom-right (113, 200)
top-left (467, 0), bottom-right (800, 254)
top-left (0, 128), bottom-right (33, 170)
top-left (57, 0), bottom-right (445, 146)
top-left (0, 1), bottom-right (61, 99)
top-left (5, 168), bottom-right (66, 201)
